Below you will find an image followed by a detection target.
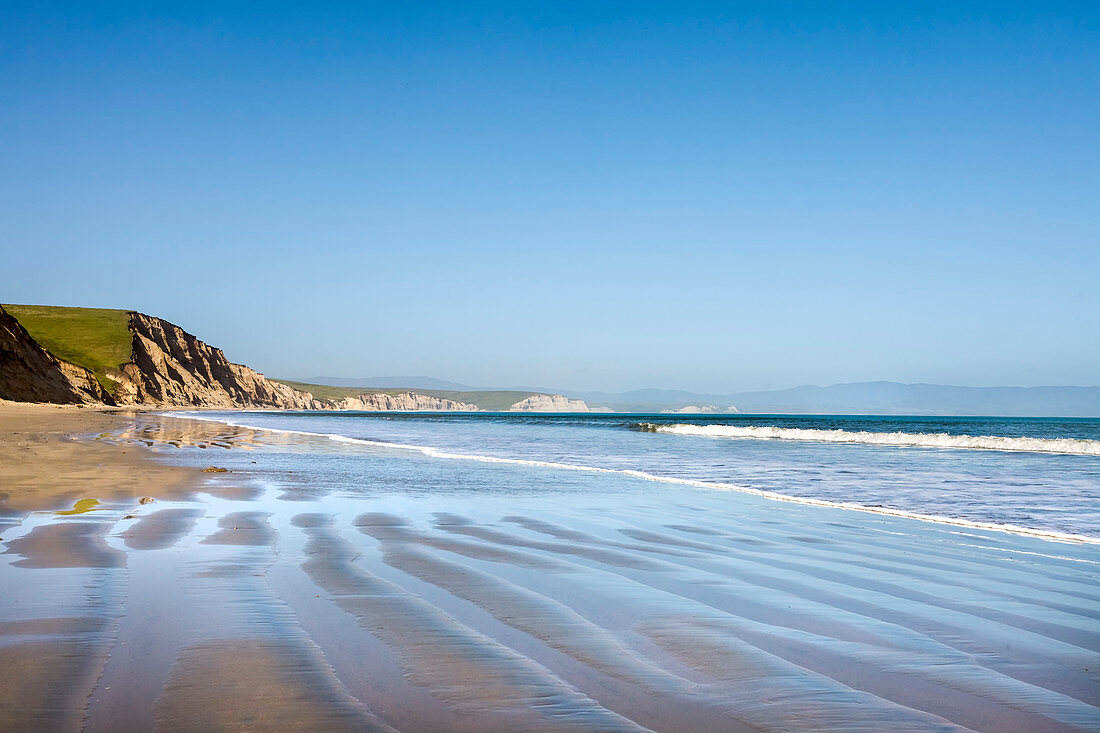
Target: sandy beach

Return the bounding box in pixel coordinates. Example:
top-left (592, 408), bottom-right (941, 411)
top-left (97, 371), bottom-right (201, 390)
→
top-left (0, 403), bottom-right (199, 514)
top-left (0, 405), bottom-right (1097, 732)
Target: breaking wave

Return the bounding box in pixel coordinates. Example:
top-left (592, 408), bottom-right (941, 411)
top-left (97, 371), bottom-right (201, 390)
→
top-left (634, 423), bottom-right (1100, 456)
top-left (167, 412), bottom-right (1099, 544)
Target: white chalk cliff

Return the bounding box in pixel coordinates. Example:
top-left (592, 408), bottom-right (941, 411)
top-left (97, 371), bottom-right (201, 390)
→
top-left (509, 394), bottom-right (590, 412)
top-left (660, 405), bottom-right (740, 414)
top-left (331, 392), bottom-right (480, 411)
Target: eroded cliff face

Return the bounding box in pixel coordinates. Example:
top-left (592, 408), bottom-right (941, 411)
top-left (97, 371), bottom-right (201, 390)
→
top-left (109, 314), bottom-right (320, 409)
top-left (509, 394), bottom-right (590, 412)
top-left (331, 392), bottom-right (481, 411)
top-left (0, 306), bottom-right (109, 404)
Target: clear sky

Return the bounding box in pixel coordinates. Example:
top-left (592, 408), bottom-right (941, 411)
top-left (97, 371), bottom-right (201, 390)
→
top-left (2, 2), bottom-right (1097, 392)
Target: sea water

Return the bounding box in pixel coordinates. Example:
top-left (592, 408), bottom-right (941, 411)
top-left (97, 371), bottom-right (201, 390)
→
top-left (176, 412), bottom-right (1100, 540)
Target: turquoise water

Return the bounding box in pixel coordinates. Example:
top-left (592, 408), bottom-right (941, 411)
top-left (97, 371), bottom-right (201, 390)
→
top-left (180, 412), bottom-right (1100, 539)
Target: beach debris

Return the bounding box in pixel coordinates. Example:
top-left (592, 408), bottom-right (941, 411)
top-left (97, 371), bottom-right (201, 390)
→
top-left (139, 496), bottom-right (155, 504)
top-left (56, 498), bottom-right (102, 516)
top-left (202, 466), bottom-right (229, 473)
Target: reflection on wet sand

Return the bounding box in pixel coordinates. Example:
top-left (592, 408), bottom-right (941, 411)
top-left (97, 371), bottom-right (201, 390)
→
top-left (119, 509), bottom-right (203, 551)
top-left (0, 414), bottom-right (1097, 731)
top-left (201, 511), bottom-right (274, 546)
top-left (6, 522), bottom-right (124, 568)
top-left (97, 416), bottom-right (266, 451)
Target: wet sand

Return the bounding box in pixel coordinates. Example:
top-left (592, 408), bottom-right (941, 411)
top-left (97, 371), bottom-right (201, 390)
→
top-left (0, 405), bottom-right (1097, 731)
top-left (0, 402), bottom-right (196, 515)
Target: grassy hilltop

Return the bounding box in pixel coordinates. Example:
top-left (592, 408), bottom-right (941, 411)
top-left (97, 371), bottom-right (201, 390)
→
top-left (3, 305), bottom-right (132, 394)
top-left (273, 380), bottom-right (537, 411)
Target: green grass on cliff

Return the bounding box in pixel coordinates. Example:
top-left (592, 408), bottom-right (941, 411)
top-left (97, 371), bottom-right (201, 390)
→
top-left (273, 379), bottom-right (537, 411)
top-left (273, 380), bottom-right (401, 403)
top-left (3, 304), bottom-right (132, 395)
top-left (418, 390), bottom-right (539, 411)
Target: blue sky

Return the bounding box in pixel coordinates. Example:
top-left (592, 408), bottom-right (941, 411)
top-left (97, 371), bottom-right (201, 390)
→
top-left (2, 3), bottom-right (1097, 392)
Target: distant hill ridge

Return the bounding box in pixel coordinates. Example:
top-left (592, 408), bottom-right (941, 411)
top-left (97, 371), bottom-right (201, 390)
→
top-left (0, 305), bottom-right (587, 412)
top-left (297, 376), bottom-right (475, 391)
top-left (718, 381), bottom-right (1100, 417)
top-left (567, 381), bottom-right (1100, 416)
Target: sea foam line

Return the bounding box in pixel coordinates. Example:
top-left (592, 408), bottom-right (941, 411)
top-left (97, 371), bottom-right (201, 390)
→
top-left (164, 412), bottom-right (1100, 546)
top-left (636, 423), bottom-right (1100, 456)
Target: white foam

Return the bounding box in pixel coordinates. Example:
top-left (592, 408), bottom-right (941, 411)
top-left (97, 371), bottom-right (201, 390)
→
top-left (645, 424), bottom-right (1100, 456)
top-left (161, 412), bottom-right (1100, 546)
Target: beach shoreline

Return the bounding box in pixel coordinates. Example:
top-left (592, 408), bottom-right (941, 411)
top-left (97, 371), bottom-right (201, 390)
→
top-left (175, 408), bottom-right (1100, 545)
top-left (0, 404), bottom-right (1097, 731)
top-left (0, 401), bottom-right (202, 517)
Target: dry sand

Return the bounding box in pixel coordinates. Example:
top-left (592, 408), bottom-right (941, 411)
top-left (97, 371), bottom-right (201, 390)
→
top-left (0, 403), bottom-right (1097, 732)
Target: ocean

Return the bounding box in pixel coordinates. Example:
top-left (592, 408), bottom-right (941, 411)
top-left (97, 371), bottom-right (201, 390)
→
top-left (180, 411), bottom-right (1100, 541)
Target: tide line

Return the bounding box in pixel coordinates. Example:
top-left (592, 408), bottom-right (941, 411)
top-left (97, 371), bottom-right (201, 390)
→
top-left (164, 412), bottom-right (1100, 547)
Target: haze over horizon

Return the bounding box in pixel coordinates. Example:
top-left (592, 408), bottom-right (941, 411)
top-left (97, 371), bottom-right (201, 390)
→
top-left (3, 3), bottom-right (1097, 393)
top-left (292, 375), bottom-right (1100, 395)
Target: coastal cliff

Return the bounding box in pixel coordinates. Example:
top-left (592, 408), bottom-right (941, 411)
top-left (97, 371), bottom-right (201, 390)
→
top-left (111, 313), bottom-right (319, 409)
top-left (331, 392), bottom-right (480, 411)
top-left (509, 394), bottom-right (589, 412)
top-left (660, 405), bottom-right (739, 414)
top-left (1, 306), bottom-right (318, 409)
